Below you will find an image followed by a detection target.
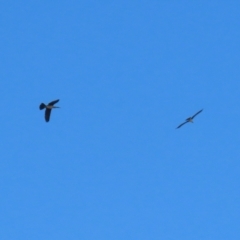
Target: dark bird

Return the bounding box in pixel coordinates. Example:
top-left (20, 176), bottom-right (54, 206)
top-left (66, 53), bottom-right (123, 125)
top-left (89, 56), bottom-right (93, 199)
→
top-left (176, 109), bottom-right (203, 129)
top-left (39, 99), bottom-right (60, 122)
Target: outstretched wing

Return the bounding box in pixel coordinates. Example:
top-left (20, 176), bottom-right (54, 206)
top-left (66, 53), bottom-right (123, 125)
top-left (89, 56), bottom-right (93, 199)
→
top-left (48, 99), bottom-right (59, 106)
top-left (176, 121), bottom-right (188, 129)
top-left (192, 109), bottom-right (203, 119)
top-left (45, 108), bottom-right (52, 122)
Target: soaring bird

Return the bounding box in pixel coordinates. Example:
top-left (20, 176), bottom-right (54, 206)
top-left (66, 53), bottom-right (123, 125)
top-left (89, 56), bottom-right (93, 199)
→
top-left (176, 109), bottom-right (203, 129)
top-left (39, 99), bottom-right (60, 122)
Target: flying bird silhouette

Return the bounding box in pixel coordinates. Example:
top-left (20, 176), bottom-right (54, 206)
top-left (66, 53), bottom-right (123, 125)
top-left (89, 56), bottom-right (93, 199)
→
top-left (39, 99), bottom-right (60, 122)
top-left (176, 109), bottom-right (203, 129)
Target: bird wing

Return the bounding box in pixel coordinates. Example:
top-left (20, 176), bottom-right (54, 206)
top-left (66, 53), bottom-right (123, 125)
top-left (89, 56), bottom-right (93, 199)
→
top-left (176, 121), bottom-right (188, 129)
top-left (45, 108), bottom-right (52, 122)
top-left (48, 99), bottom-right (59, 106)
top-left (191, 109), bottom-right (203, 119)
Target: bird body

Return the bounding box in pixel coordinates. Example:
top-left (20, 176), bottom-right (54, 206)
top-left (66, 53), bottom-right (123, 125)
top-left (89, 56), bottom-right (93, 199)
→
top-left (186, 117), bottom-right (193, 123)
top-left (39, 99), bottom-right (60, 122)
top-left (176, 109), bottom-right (203, 129)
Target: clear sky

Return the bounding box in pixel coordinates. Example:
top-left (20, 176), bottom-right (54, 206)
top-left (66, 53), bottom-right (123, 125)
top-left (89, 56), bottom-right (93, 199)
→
top-left (1, 1), bottom-right (240, 239)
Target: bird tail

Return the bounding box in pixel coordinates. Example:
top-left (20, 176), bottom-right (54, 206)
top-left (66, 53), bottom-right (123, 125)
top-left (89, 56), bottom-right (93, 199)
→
top-left (39, 103), bottom-right (46, 110)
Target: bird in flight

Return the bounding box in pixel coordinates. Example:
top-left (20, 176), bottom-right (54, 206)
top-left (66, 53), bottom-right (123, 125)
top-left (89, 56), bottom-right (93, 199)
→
top-left (176, 109), bottom-right (203, 129)
top-left (39, 99), bottom-right (60, 122)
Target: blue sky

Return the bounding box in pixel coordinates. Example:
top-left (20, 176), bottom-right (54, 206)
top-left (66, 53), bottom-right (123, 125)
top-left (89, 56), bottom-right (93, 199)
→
top-left (1, 1), bottom-right (240, 239)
